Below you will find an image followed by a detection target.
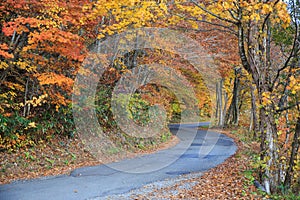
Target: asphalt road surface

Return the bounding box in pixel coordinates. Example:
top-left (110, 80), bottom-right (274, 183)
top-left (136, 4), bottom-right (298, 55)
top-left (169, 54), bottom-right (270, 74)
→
top-left (0, 122), bottom-right (237, 200)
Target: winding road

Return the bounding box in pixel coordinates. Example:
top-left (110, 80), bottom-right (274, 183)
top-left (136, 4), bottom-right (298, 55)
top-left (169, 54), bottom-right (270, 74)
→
top-left (0, 122), bottom-right (236, 200)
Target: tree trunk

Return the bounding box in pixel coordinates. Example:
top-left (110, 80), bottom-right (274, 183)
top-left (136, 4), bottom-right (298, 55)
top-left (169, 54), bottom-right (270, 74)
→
top-left (225, 67), bottom-right (240, 126)
top-left (259, 103), bottom-right (279, 194)
top-left (249, 83), bottom-right (258, 137)
top-left (284, 116), bottom-right (300, 190)
top-left (215, 81), bottom-right (219, 119)
top-left (216, 78), bottom-right (225, 127)
top-left (223, 90), bottom-right (228, 125)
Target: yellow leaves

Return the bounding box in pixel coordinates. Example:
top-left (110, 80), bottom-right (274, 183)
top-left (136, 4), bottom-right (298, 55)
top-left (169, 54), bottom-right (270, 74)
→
top-left (241, 0), bottom-right (290, 27)
top-left (36, 72), bottom-right (73, 106)
top-left (277, 3), bottom-right (291, 27)
top-left (270, 1), bottom-right (291, 28)
top-left (262, 91), bottom-right (270, 98)
top-left (240, 1), bottom-right (249, 8)
top-left (25, 122), bottom-right (36, 129)
top-left (168, 15), bottom-right (182, 25)
top-left (293, 158), bottom-right (300, 179)
top-left (205, 1), bottom-right (234, 20)
top-left (55, 105), bottom-right (60, 112)
top-left (82, 4), bottom-right (92, 12)
top-left (190, 21), bottom-right (199, 29)
top-left (89, 0), bottom-right (167, 38)
top-left (253, 3), bottom-right (260, 10)
top-left (261, 4), bottom-right (273, 15)
top-left (278, 12), bottom-right (291, 28)
top-left (24, 94), bottom-right (48, 108)
top-left (288, 75), bottom-right (300, 95)
top-left (243, 3), bottom-right (264, 22)
top-left (159, 3), bottom-right (168, 13)
top-left (0, 92), bottom-right (17, 106)
top-left (15, 60), bottom-right (37, 73)
top-left (262, 91), bottom-right (272, 106)
top-left (250, 13), bottom-right (261, 21)
top-left (222, 2), bottom-right (231, 10)
top-left (41, 1), bottom-right (66, 28)
top-left (103, 28), bottom-right (115, 36)
top-left (3, 81), bottom-right (24, 92)
top-left (0, 61), bottom-right (9, 70)
top-left (177, 4), bottom-right (203, 18)
top-left (97, 34), bottom-right (105, 40)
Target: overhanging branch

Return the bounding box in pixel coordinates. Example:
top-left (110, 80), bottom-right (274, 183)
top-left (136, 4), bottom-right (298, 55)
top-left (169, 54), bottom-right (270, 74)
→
top-left (190, 0), bottom-right (239, 25)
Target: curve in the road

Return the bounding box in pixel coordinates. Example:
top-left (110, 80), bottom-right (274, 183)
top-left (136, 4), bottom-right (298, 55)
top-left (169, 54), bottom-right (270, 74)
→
top-left (0, 122), bottom-right (237, 200)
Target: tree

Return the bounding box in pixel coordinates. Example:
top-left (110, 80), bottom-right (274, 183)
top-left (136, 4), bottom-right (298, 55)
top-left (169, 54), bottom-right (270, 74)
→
top-left (171, 0), bottom-right (300, 193)
top-left (0, 0), bottom-right (170, 146)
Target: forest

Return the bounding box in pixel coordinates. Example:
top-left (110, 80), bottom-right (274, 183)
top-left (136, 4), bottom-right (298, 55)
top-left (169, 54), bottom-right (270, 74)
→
top-left (0, 0), bottom-right (299, 198)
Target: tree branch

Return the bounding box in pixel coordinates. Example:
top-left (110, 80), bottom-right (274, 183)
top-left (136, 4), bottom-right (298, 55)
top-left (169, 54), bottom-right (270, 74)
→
top-left (171, 13), bottom-right (238, 35)
top-left (190, 0), bottom-right (238, 25)
top-left (194, 18), bottom-right (238, 35)
top-left (276, 101), bottom-right (300, 113)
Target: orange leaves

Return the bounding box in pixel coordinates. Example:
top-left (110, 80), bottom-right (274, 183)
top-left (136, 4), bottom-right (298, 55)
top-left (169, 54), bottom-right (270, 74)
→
top-left (0, 44), bottom-right (13, 59)
top-left (36, 72), bottom-right (73, 106)
top-left (4, 0), bottom-right (41, 11)
top-left (2, 0), bottom-right (87, 59)
top-left (37, 72), bottom-right (74, 89)
top-left (2, 17), bottom-right (44, 36)
top-left (25, 28), bottom-right (85, 61)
